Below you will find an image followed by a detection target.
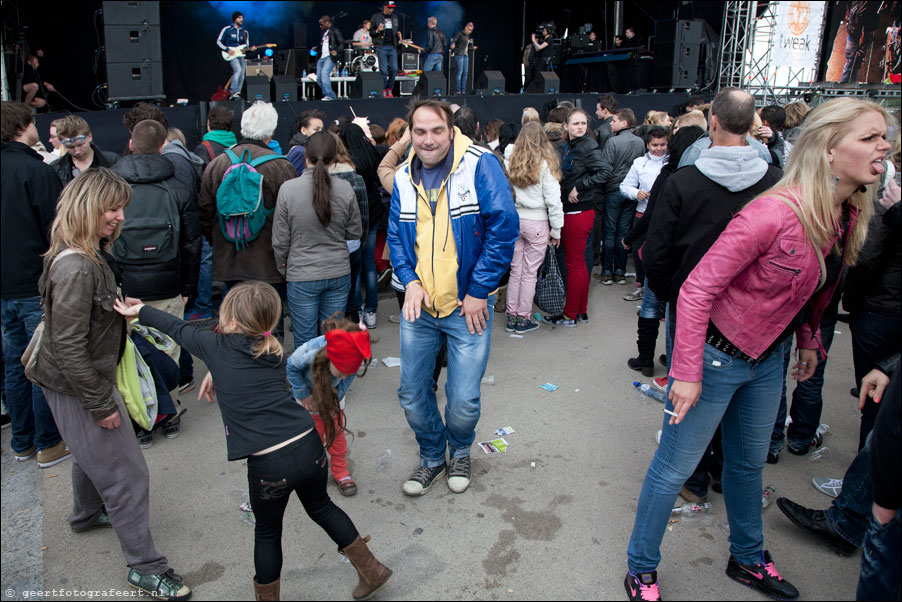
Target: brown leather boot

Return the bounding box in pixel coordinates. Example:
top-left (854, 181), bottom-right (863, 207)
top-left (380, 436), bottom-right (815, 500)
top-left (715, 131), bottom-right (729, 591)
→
top-left (253, 576), bottom-right (280, 601)
top-left (340, 535), bottom-right (393, 600)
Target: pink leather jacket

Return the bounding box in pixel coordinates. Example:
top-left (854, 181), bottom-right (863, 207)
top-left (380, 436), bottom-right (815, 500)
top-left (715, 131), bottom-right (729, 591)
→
top-left (671, 194), bottom-right (859, 382)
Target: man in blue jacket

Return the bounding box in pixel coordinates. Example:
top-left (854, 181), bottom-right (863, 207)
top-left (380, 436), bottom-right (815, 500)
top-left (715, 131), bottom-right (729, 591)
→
top-left (387, 99), bottom-right (518, 497)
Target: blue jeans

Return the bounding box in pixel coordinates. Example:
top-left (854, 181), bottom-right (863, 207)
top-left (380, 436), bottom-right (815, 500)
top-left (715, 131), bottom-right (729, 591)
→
top-left (286, 276), bottom-right (350, 349)
top-left (2, 297), bottom-right (61, 452)
top-left (317, 55), bottom-right (336, 99)
top-left (825, 434), bottom-right (873, 546)
top-left (398, 295), bottom-right (495, 467)
top-left (354, 225), bottom-right (379, 313)
top-left (378, 46), bottom-right (397, 90)
top-left (186, 237), bottom-right (213, 319)
top-left (229, 57), bottom-right (246, 95)
top-left (601, 191), bottom-right (636, 276)
top-left (638, 277), bottom-right (665, 320)
top-left (857, 511), bottom-right (901, 600)
top-left (627, 339), bottom-right (790, 571)
top-left (423, 54), bottom-right (443, 72)
top-left (454, 55), bottom-right (468, 93)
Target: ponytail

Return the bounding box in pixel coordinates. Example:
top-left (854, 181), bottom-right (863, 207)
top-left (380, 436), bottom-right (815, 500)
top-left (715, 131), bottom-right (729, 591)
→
top-left (306, 131), bottom-right (337, 229)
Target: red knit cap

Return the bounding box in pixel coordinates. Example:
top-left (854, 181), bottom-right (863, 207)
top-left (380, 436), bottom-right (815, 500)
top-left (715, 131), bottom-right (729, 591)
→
top-left (325, 329), bottom-right (372, 375)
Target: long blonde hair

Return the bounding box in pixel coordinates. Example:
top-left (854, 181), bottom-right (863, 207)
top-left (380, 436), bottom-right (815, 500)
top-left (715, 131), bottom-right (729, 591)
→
top-left (46, 168), bottom-right (131, 264)
top-left (507, 121), bottom-right (563, 188)
top-left (761, 97), bottom-right (894, 265)
top-left (218, 281), bottom-right (284, 360)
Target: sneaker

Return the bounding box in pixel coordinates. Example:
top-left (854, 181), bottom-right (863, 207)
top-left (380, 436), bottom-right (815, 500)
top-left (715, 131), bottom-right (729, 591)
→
top-left (577, 313), bottom-right (589, 323)
top-left (505, 314), bottom-right (517, 333)
top-left (811, 477), bottom-right (842, 498)
top-left (183, 311), bottom-right (212, 321)
top-left (338, 476), bottom-right (358, 497)
top-left (229, 93), bottom-right (242, 100)
top-left (363, 311), bottom-right (377, 329)
top-left (15, 445), bottom-right (37, 461)
top-left (776, 497), bottom-right (857, 554)
top-left (766, 451), bottom-right (779, 464)
top-left (679, 486), bottom-right (707, 504)
top-left (624, 570), bottom-right (661, 601)
top-left (137, 429), bottom-right (154, 449)
top-left (786, 433), bottom-right (822, 456)
top-left (623, 287), bottom-right (644, 301)
top-left (37, 440), bottom-right (72, 468)
top-left (600, 274), bottom-right (614, 285)
top-left (127, 568), bottom-right (191, 601)
top-left (615, 275), bottom-right (627, 285)
top-left (651, 377), bottom-right (669, 392)
top-left (515, 317), bottom-right (540, 333)
top-left (402, 463), bottom-right (446, 496)
top-left (164, 416), bottom-right (181, 440)
top-left (545, 315), bottom-right (576, 327)
top-left (447, 456), bottom-right (471, 493)
top-left (378, 268), bottom-right (393, 286)
top-left (72, 511), bottom-right (113, 533)
top-left (725, 550), bottom-right (799, 601)
top-left (322, 96), bottom-right (335, 101)
top-left (178, 380), bottom-right (195, 394)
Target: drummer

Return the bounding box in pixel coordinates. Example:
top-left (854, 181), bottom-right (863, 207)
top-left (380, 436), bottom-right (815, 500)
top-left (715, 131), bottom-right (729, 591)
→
top-left (353, 19), bottom-right (373, 49)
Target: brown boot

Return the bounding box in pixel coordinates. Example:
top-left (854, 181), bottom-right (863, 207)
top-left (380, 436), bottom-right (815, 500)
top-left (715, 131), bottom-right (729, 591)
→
top-left (253, 576), bottom-right (280, 601)
top-left (340, 535), bottom-right (393, 601)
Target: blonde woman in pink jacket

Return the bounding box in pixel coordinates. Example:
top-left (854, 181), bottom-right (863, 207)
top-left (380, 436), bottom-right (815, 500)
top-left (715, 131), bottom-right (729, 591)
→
top-left (624, 97), bottom-right (892, 601)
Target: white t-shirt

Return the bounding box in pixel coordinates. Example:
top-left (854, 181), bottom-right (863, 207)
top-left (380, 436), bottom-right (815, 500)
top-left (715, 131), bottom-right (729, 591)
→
top-left (322, 30), bottom-right (330, 56)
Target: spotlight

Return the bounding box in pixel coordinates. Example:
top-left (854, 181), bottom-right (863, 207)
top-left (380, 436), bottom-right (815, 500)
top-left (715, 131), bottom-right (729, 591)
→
top-left (265, 48), bottom-right (274, 57)
top-left (310, 48), bottom-right (318, 57)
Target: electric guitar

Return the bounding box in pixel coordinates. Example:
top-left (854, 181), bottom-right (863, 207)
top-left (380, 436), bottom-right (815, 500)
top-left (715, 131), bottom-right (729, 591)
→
top-left (222, 43), bottom-right (277, 61)
top-left (400, 40), bottom-right (424, 52)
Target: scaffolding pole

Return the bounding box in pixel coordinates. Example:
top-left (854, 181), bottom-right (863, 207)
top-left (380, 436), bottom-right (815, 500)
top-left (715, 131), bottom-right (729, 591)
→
top-left (718, 1), bottom-right (757, 91)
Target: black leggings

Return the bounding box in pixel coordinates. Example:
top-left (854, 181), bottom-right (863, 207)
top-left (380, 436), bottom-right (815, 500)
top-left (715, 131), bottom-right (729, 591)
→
top-left (246, 432), bottom-right (358, 584)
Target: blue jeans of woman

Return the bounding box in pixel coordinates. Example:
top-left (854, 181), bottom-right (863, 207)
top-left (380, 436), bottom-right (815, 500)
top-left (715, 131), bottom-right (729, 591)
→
top-left (638, 278), bottom-right (665, 320)
top-left (317, 55), bottom-right (336, 99)
top-left (354, 225), bottom-right (379, 313)
top-left (247, 433), bottom-right (358, 584)
top-left (378, 46), bottom-right (398, 90)
top-left (286, 275), bottom-right (351, 349)
top-left (454, 55), bottom-right (468, 93)
top-left (423, 53), bottom-right (443, 72)
top-left (627, 339), bottom-right (790, 572)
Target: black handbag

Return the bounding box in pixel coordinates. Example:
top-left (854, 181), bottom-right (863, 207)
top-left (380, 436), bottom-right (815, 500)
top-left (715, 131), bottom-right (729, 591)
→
top-left (534, 245), bottom-right (565, 316)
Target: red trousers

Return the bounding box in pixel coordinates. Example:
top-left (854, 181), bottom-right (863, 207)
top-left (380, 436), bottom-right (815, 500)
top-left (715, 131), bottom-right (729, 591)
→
top-left (562, 210), bottom-right (595, 319)
top-left (312, 410), bottom-right (349, 481)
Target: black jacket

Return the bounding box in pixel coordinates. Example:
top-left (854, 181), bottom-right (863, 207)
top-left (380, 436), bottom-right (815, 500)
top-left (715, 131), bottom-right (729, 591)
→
top-left (1, 142), bottom-right (64, 299)
top-left (596, 129), bottom-right (647, 193)
top-left (644, 162), bottom-right (782, 304)
top-left (843, 200), bottom-right (901, 314)
top-left (50, 143), bottom-right (119, 186)
top-left (623, 166), bottom-right (673, 250)
top-left (766, 132), bottom-right (789, 169)
top-left (424, 28), bottom-right (445, 55)
top-left (559, 134), bottom-right (605, 213)
top-left (112, 154), bottom-right (202, 300)
top-left (594, 117), bottom-right (613, 152)
top-left (370, 12), bottom-right (400, 48)
top-left (321, 27), bottom-right (344, 56)
top-left (870, 356), bottom-right (901, 510)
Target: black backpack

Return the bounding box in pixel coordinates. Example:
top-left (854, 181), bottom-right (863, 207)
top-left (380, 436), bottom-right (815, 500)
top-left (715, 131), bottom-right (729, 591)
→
top-left (112, 182), bottom-right (181, 265)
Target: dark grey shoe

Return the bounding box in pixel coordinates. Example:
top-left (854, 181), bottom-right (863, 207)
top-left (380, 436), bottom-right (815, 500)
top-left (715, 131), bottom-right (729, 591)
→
top-left (402, 463), bottom-right (446, 497)
top-left (447, 456), bottom-right (471, 493)
top-left (776, 497), bottom-right (857, 554)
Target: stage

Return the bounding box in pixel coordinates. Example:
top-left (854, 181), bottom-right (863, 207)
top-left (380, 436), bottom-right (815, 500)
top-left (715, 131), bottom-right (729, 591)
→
top-left (32, 92), bottom-right (698, 156)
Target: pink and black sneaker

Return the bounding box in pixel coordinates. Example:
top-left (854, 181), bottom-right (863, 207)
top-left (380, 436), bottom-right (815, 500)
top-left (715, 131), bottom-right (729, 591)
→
top-left (726, 550), bottom-right (799, 600)
top-left (624, 569), bottom-right (661, 601)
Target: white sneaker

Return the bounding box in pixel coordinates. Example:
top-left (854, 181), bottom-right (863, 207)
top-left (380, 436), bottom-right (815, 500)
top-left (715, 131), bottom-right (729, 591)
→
top-left (363, 311), bottom-right (377, 329)
top-left (812, 477), bottom-right (842, 498)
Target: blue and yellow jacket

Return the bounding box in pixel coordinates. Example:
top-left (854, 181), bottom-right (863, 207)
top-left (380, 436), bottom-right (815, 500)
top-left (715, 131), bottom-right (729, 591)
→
top-left (387, 129), bottom-right (518, 318)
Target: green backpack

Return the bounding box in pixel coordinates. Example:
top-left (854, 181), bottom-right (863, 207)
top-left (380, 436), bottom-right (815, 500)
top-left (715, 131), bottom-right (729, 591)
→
top-left (216, 148), bottom-right (285, 250)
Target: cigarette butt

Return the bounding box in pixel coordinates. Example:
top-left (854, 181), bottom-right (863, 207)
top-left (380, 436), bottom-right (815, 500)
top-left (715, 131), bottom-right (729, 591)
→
top-left (41, 546), bottom-right (48, 551)
top-left (48, 474), bottom-right (57, 478)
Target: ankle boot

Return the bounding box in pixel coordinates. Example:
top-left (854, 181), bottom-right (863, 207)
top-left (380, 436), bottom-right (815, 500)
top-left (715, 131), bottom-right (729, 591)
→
top-left (253, 576), bottom-right (280, 601)
top-left (340, 535), bottom-right (393, 601)
top-left (628, 317), bottom-right (660, 377)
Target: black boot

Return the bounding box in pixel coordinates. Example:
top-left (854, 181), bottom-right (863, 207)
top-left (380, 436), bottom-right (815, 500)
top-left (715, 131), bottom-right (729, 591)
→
top-left (627, 317), bottom-right (660, 377)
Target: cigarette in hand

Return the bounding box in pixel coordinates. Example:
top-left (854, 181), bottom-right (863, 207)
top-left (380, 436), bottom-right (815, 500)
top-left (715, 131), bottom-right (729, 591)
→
top-left (663, 408), bottom-right (679, 418)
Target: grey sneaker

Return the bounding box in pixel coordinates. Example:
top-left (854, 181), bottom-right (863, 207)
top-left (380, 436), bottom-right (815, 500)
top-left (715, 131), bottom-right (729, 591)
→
top-left (72, 511), bottom-right (113, 533)
top-left (600, 274), bottom-right (614, 285)
top-left (812, 477), bottom-right (842, 498)
top-left (363, 311), bottom-right (377, 329)
top-left (623, 287), bottom-right (644, 301)
top-left (127, 568), bottom-right (191, 600)
top-left (615, 274), bottom-right (627, 285)
top-left (402, 463), bottom-right (447, 496)
top-left (137, 429), bottom-right (153, 449)
top-left (447, 456), bottom-right (471, 493)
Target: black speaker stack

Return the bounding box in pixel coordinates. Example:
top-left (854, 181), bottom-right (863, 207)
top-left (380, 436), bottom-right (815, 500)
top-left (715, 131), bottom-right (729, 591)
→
top-left (653, 19), bottom-right (702, 89)
top-left (526, 71), bottom-right (560, 94)
top-left (414, 72), bottom-right (447, 97)
top-left (475, 71), bottom-right (505, 95)
top-left (103, 1), bottom-right (165, 102)
top-left (353, 72), bottom-right (384, 99)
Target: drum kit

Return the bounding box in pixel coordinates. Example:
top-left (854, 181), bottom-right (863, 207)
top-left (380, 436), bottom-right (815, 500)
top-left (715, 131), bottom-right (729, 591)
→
top-left (334, 45), bottom-right (379, 77)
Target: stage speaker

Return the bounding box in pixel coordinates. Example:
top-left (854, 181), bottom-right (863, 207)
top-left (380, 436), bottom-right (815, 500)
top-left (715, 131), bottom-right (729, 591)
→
top-left (273, 75), bottom-right (297, 102)
top-left (653, 19), bottom-right (702, 88)
top-left (107, 61), bottom-right (164, 101)
top-left (102, 1), bottom-right (159, 25)
top-left (246, 75), bottom-right (271, 102)
top-left (413, 72), bottom-right (447, 97)
top-left (475, 71), bottom-right (505, 94)
top-left (526, 71), bottom-right (560, 94)
top-left (104, 25), bottom-right (162, 62)
top-left (352, 72), bottom-right (383, 99)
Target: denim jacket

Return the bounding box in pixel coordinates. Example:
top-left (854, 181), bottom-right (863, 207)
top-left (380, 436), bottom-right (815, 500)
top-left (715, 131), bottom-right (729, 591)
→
top-left (286, 335), bottom-right (355, 408)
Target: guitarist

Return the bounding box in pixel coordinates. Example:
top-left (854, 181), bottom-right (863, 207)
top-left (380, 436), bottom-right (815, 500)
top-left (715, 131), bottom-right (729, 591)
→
top-left (216, 11), bottom-right (249, 100)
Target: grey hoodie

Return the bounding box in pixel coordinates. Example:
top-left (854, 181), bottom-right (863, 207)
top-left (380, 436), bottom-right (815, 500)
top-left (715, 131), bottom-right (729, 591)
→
top-left (162, 139), bottom-right (205, 193)
top-left (695, 145), bottom-right (769, 192)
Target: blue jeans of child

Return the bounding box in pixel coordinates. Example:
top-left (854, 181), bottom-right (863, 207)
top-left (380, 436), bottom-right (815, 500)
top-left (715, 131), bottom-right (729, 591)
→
top-left (378, 46), bottom-right (398, 90)
top-left (2, 297), bottom-right (62, 452)
top-left (454, 55), bottom-right (468, 93)
top-left (601, 191), bottom-right (636, 276)
top-left (286, 276), bottom-right (350, 349)
top-left (627, 339), bottom-right (790, 572)
top-left (398, 295), bottom-right (495, 467)
top-left (317, 55), bottom-right (336, 99)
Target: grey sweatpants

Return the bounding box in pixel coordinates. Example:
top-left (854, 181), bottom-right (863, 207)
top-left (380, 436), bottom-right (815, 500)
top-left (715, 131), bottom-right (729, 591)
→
top-left (42, 387), bottom-right (169, 574)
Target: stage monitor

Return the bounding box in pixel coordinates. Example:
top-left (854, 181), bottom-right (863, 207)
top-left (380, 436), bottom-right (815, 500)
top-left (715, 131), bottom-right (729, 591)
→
top-left (352, 72), bottom-right (383, 99)
top-left (246, 75), bottom-right (271, 102)
top-left (475, 71), bottom-right (505, 94)
top-left (414, 72), bottom-right (447, 97)
top-left (526, 71), bottom-right (559, 94)
top-left (273, 75), bottom-right (296, 102)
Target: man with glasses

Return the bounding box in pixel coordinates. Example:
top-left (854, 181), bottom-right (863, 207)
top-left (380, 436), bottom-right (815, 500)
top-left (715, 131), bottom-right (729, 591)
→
top-left (49, 115), bottom-right (119, 186)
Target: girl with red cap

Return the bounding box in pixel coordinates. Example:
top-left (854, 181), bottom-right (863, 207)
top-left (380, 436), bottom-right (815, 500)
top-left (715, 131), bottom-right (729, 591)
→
top-left (286, 317), bottom-right (372, 497)
top-left (114, 282), bottom-right (391, 601)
